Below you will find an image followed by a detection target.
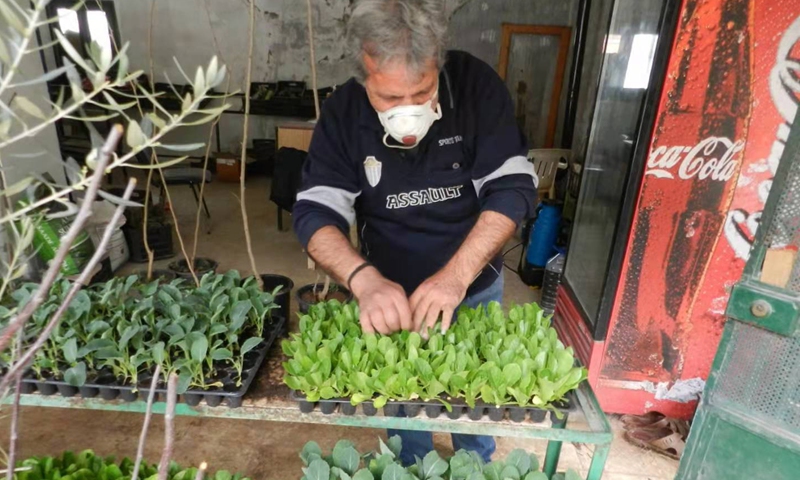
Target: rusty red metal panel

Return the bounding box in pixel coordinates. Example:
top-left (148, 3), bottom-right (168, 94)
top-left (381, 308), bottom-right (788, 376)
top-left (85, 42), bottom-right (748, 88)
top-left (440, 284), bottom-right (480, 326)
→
top-left (596, 0), bottom-right (800, 418)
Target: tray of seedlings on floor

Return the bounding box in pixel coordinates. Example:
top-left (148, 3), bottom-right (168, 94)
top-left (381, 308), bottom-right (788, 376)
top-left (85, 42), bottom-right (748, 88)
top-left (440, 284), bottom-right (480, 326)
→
top-left (283, 301), bottom-right (586, 423)
top-left (0, 271), bottom-right (287, 408)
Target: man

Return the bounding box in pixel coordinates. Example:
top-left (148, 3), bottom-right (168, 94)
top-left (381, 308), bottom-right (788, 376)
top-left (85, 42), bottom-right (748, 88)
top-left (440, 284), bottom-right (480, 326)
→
top-left (293, 0), bottom-right (538, 466)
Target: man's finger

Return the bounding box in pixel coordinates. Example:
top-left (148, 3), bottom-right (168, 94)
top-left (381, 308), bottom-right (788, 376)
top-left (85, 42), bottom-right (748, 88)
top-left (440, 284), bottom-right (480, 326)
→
top-left (360, 311), bottom-right (375, 334)
top-left (421, 302), bottom-right (442, 338)
top-left (440, 304), bottom-right (455, 334)
top-left (382, 303), bottom-right (401, 333)
top-left (412, 294), bottom-right (433, 332)
top-left (395, 294), bottom-right (413, 331)
top-left (371, 311), bottom-right (391, 335)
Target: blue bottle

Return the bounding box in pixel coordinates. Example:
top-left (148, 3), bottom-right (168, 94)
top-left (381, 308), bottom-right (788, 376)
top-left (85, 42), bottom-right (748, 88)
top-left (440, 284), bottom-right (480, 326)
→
top-left (526, 201), bottom-right (562, 268)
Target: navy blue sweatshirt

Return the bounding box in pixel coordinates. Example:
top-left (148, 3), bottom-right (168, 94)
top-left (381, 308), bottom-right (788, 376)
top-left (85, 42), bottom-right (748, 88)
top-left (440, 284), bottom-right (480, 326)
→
top-left (293, 51), bottom-right (538, 297)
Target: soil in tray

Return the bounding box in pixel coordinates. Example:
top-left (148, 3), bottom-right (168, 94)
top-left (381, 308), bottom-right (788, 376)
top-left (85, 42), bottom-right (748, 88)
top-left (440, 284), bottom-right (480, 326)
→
top-left (299, 289), bottom-right (349, 304)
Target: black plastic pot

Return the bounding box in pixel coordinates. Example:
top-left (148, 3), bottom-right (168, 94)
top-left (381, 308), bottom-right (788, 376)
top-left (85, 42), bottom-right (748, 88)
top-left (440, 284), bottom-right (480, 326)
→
top-left (296, 283), bottom-right (353, 314)
top-left (509, 407), bottom-right (527, 423)
top-left (361, 402), bottom-right (378, 416)
top-left (34, 381), bottom-right (57, 396)
top-left (79, 385), bottom-right (99, 398)
top-left (56, 383), bottom-right (79, 397)
top-left (260, 274), bottom-right (294, 335)
top-left (487, 406), bottom-right (505, 422)
top-left (133, 269), bottom-right (177, 282)
top-left (168, 258), bottom-right (218, 280)
top-left (20, 382), bottom-right (36, 394)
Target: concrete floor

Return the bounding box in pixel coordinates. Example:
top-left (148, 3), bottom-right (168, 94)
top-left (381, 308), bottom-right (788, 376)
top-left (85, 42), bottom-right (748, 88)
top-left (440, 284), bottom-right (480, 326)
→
top-left (0, 177), bottom-right (679, 480)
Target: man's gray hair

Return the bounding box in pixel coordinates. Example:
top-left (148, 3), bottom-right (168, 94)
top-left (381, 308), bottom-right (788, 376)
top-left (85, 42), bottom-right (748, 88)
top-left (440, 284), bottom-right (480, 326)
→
top-left (347, 0), bottom-right (448, 81)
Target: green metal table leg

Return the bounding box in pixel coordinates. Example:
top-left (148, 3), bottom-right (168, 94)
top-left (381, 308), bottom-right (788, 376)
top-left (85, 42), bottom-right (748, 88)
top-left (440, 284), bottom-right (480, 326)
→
top-left (543, 413), bottom-right (568, 477)
top-left (586, 442), bottom-right (610, 480)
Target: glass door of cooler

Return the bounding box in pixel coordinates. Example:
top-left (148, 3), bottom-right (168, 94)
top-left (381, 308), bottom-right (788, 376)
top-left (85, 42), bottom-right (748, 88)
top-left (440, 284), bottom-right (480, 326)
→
top-left (562, 0), bottom-right (677, 338)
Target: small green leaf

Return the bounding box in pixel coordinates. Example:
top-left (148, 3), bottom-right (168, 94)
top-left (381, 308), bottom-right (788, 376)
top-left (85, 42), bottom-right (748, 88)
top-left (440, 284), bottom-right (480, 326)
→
top-left (352, 470), bottom-right (373, 480)
top-left (240, 337), bottom-right (262, 356)
top-left (305, 459), bottom-right (330, 480)
top-left (523, 473), bottom-right (547, 480)
top-left (214, 471), bottom-right (233, 480)
top-left (333, 441), bottom-right (360, 475)
top-left (500, 465), bottom-right (520, 480)
top-left (421, 451), bottom-right (447, 479)
top-left (505, 450), bottom-right (531, 476)
top-left (300, 441), bottom-right (323, 466)
top-left (64, 362), bottom-right (87, 387)
top-left (191, 336), bottom-right (209, 362)
top-left (62, 338), bottom-right (78, 364)
top-left (211, 348), bottom-right (233, 361)
top-left (230, 300), bottom-right (253, 326)
top-left (381, 464), bottom-right (405, 480)
top-left (176, 373), bottom-right (192, 395)
top-left (386, 436), bottom-right (402, 459)
top-left (564, 470), bottom-right (582, 480)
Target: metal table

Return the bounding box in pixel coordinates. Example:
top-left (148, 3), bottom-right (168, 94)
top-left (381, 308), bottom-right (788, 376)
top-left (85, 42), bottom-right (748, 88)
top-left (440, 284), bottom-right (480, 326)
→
top-left (8, 353), bottom-right (612, 479)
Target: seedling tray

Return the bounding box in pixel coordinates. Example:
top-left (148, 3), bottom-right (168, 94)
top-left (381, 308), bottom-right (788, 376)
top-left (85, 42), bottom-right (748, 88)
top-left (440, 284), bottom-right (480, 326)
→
top-left (14, 317), bottom-right (285, 408)
top-left (289, 389), bottom-right (575, 424)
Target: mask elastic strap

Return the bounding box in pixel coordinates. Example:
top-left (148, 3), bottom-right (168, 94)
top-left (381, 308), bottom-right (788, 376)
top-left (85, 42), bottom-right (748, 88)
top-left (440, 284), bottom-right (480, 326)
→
top-left (383, 133), bottom-right (418, 150)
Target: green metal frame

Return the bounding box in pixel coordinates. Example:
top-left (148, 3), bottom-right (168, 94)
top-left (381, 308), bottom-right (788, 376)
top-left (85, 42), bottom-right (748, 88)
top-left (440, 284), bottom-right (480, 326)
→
top-left (6, 381), bottom-right (612, 479)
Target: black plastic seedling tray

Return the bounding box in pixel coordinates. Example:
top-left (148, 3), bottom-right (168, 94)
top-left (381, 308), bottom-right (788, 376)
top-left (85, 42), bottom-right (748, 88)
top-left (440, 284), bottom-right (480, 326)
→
top-left (289, 389), bottom-right (575, 424)
top-left (15, 317), bottom-right (285, 408)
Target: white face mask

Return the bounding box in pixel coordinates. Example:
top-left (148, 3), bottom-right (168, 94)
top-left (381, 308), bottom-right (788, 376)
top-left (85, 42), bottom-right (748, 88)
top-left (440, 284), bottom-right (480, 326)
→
top-left (376, 90), bottom-right (443, 149)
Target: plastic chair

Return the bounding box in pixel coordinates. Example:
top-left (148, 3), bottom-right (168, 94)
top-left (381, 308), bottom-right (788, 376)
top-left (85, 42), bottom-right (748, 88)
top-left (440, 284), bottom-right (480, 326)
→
top-left (528, 149), bottom-right (571, 200)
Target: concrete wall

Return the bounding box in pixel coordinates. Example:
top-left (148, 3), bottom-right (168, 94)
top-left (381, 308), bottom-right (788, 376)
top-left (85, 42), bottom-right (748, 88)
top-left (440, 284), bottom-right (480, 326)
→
top-left (47, 1), bottom-right (584, 153)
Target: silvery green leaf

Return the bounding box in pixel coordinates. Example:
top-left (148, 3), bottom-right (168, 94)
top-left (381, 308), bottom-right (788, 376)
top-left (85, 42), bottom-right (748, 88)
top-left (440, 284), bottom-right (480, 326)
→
top-left (194, 66), bottom-right (206, 93)
top-left (333, 441), bottom-right (360, 475)
top-left (147, 112), bottom-right (167, 130)
top-left (158, 143), bottom-right (205, 152)
top-left (0, 37), bottom-right (10, 63)
top-left (214, 65), bottom-right (227, 88)
top-left (102, 91), bottom-right (138, 112)
top-left (126, 119), bottom-right (145, 148)
top-left (181, 92), bottom-right (193, 112)
top-left (505, 450), bottom-right (531, 476)
top-left (352, 470), bottom-right (373, 480)
top-left (100, 43), bottom-right (112, 73)
top-left (7, 151), bottom-right (46, 159)
top-left (88, 41), bottom-right (102, 70)
top-left (116, 52), bottom-right (129, 83)
top-left (0, 2), bottom-right (25, 33)
top-left (14, 96), bottom-right (46, 120)
top-left (0, 117), bottom-right (10, 138)
top-left (8, 64), bottom-right (73, 88)
top-left (54, 30), bottom-right (94, 74)
top-left (206, 56), bottom-right (218, 87)
top-left (64, 157), bottom-right (83, 184)
top-left (173, 57), bottom-right (193, 84)
top-left (564, 470), bottom-right (581, 480)
top-left (96, 189), bottom-right (143, 208)
top-left (176, 373), bottom-right (192, 394)
top-left (0, 177), bottom-right (34, 197)
top-left (127, 155), bottom-right (190, 170)
top-left (140, 116), bottom-right (154, 138)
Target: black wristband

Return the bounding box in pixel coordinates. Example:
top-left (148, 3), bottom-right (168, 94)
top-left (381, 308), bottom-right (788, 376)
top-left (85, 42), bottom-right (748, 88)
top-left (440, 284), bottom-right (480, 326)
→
top-left (347, 261), bottom-right (373, 291)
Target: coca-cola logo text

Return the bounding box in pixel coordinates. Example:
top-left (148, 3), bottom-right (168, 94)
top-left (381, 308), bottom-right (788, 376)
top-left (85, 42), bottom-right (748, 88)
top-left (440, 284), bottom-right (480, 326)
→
top-left (646, 137), bottom-right (744, 181)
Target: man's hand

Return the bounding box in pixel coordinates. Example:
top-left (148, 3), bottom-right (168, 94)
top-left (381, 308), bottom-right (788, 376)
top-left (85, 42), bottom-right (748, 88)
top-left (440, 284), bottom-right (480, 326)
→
top-left (410, 267), bottom-right (470, 336)
top-left (350, 266), bottom-right (412, 335)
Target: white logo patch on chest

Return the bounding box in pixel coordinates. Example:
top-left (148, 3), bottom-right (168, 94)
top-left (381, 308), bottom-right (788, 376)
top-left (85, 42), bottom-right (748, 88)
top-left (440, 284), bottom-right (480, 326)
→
top-left (386, 185), bottom-right (464, 209)
top-left (364, 156), bottom-right (382, 187)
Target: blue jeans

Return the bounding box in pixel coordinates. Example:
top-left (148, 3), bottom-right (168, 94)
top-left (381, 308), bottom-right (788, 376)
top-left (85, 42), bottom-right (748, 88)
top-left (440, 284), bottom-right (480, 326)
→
top-left (388, 273), bottom-right (503, 466)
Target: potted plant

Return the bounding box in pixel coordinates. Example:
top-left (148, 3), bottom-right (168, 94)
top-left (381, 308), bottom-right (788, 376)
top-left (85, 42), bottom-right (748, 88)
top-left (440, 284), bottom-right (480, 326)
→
top-left (295, 281), bottom-right (353, 314)
top-left (168, 257), bottom-right (218, 280)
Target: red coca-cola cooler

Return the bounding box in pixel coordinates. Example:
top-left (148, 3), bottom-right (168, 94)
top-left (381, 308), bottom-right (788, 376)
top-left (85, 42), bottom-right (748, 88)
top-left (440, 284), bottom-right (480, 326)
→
top-left (554, 0), bottom-right (799, 419)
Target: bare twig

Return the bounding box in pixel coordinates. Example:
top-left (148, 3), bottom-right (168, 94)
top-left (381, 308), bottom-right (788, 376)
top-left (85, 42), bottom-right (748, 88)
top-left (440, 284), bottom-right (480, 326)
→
top-left (7, 331), bottom-right (23, 480)
top-left (131, 364), bottom-right (162, 480)
top-left (320, 275), bottom-right (331, 302)
top-left (157, 373), bottom-right (178, 480)
top-left (0, 126), bottom-right (123, 355)
top-left (143, 0), bottom-right (159, 280)
top-left (0, 467), bottom-right (32, 475)
top-left (194, 462), bottom-right (207, 480)
top-left (0, 177), bottom-right (137, 391)
top-left (239, 0), bottom-right (262, 290)
top-left (0, 1), bottom-right (45, 101)
top-left (157, 168), bottom-right (198, 286)
top-left (143, 152), bottom-right (157, 280)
